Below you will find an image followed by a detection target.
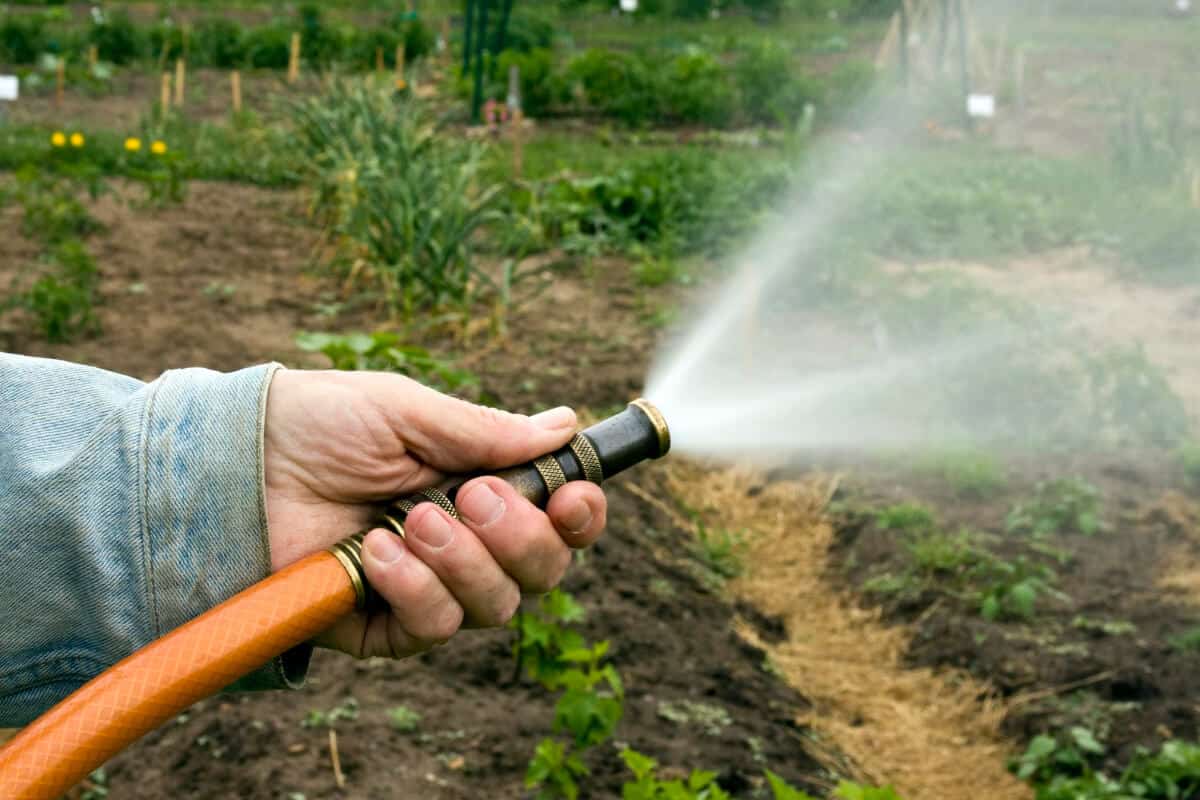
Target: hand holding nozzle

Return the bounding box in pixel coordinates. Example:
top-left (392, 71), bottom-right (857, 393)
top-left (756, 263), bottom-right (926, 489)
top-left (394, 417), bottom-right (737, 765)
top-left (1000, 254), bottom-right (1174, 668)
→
top-left (330, 397), bottom-right (672, 613)
top-left (264, 371), bottom-right (669, 660)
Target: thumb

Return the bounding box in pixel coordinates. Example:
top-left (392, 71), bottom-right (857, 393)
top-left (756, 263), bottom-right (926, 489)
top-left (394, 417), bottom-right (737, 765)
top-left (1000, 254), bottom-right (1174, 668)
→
top-left (389, 376), bottom-right (578, 472)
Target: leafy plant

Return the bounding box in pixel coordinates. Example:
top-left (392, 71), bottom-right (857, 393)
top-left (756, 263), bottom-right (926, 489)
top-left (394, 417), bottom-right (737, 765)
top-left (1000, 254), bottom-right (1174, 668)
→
top-left (387, 705), bottom-right (421, 733)
top-left (511, 588), bottom-right (587, 688)
top-left (1011, 728), bottom-right (1107, 786)
top-left (906, 528), bottom-right (981, 576)
top-left (527, 738), bottom-right (588, 800)
top-left (1006, 477), bottom-right (1103, 538)
top-left (296, 331), bottom-right (478, 394)
top-left (620, 748), bottom-right (731, 800)
top-left (975, 556), bottom-right (1060, 622)
top-left (552, 641), bottom-right (623, 747)
top-left (301, 696), bottom-right (359, 728)
top-left (912, 448), bottom-right (1006, 497)
top-left (1168, 626), bottom-right (1200, 653)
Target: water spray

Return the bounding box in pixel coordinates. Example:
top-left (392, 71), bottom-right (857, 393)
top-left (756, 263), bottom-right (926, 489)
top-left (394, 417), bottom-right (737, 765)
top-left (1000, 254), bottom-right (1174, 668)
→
top-left (0, 400), bottom-right (670, 800)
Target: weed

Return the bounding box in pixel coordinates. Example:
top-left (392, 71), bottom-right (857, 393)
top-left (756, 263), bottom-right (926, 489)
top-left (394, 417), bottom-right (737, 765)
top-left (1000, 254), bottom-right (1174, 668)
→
top-left (1014, 730), bottom-right (1200, 800)
top-left (295, 331), bottom-right (478, 395)
top-left (1006, 477), bottom-right (1103, 538)
top-left (387, 705), bottom-right (421, 733)
top-left (634, 254), bottom-right (683, 288)
top-left (875, 503), bottom-right (937, 533)
top-left (1011, 727), bottom-right (1106, 785)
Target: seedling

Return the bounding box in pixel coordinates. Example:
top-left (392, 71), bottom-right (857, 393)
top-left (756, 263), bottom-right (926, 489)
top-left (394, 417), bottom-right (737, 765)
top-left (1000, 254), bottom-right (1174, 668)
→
top-left (975, 557), bottom-right (1062, 622)
top-left (301, 696), bottom-right (358, 728)
top-left (386, 705), bottom-right (421, 733)
top-left (689, 522), bottom-right (747, 582)
top-left (1006, 477), bottom-right (1103, 538)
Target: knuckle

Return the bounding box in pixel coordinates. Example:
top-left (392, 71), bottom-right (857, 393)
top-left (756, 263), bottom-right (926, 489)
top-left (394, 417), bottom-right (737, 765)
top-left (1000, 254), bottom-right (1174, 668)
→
top-left (411, 601), bottom-right (463, 644)
top-left (486, 584), bottom-right (522, 627)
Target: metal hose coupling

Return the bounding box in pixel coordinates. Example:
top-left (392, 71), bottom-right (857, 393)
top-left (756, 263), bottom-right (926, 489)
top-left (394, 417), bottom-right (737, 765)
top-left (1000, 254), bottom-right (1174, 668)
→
top-left (328, 398), bottom-right (671, 609)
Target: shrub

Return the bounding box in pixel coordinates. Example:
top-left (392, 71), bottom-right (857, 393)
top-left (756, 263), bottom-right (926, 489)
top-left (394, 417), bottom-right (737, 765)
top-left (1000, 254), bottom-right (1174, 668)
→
top-left (0, 13), bottom-right (46, 64)
top-left (974, 556), bottom-right (1059, 622)
top-left (564, 48), bottom-right (657, 127)
top-left (660, 49), bottom-right (736, 127)
top-left (498, 9), bottom-right (556, 53)
top-left (734, 41), bottom-right (821, 126)
top-left (147, 20), bottom-right (185, 63)
top-left (88, 9), bottom-right (143, 65)
top-left (496, 47), bottom-right (561, 117)
top-left (243, 24), bottom-right (291, 69)
top-left (192, 17), bottom-right (246, 68)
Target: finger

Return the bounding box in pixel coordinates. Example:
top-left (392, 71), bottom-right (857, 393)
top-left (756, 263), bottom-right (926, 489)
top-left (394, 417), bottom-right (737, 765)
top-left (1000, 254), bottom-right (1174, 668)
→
top-left (455, 477), bottom-right (573, 594)
top-left (360, 527), bottom-right (464, 652)
top-left (403, 502), bottom-right (522, 628)
top-left (363, 374), bottom-right (579, 472)
top-left (546, 481), bottom-right (608, 549)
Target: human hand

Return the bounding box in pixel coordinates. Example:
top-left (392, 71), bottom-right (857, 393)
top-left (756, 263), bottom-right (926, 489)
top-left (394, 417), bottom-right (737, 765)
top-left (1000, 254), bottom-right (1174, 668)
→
top-left (263, 369), bottom-right (607, 659)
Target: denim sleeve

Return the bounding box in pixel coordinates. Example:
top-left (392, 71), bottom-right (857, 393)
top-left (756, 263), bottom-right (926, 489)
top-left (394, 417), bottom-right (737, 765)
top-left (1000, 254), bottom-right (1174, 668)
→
top-left (0, 354), bottom-right (302, 727)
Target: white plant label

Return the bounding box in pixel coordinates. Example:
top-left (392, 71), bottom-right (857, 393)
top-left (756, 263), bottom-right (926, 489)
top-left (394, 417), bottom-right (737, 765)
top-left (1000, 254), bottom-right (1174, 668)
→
top-left (0, 76), bottom-right (18, 101)
top-left (620, 0), bottom-right (638, 12)
top-left (967, 93), bottom-right (996, 118)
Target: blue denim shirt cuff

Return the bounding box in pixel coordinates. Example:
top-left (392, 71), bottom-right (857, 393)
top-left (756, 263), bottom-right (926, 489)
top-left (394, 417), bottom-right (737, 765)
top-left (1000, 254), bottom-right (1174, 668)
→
top-left (146, 363), bottom-right (310, 691)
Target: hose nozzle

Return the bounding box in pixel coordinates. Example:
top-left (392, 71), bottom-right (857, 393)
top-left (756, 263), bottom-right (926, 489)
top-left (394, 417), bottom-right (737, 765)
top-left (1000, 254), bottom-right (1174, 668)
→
top-left (330, 399), bottom-right (671, 608)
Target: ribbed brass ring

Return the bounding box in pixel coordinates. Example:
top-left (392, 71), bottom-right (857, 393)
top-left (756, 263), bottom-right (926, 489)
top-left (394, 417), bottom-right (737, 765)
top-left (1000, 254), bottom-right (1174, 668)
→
top-left (569, 433), bottom-right (604, 484)
top-left (393, 497), bottom-right (418, 515)
top-left (329, 531), bottom-right (368, 610)
top-left (533, 454), bottom-right (567, 495)
top-left (418, 487), bottom-right (460, 519)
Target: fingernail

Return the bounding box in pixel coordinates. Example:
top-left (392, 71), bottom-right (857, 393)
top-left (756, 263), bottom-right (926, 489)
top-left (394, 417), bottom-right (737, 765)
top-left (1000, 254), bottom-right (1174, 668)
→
top-left (459, 482), bottom-right (506, 527)
top-left (562, 499), bottom-right (593, 536)
top-left (530, 406), bottom-right (575, 430)
top-left (368, 532), bottom-right (404, 564)
top-left (413, 508), bottom-right (454, 549)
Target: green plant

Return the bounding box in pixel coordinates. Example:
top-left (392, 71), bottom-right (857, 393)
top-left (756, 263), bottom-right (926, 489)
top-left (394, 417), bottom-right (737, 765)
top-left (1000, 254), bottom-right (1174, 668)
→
top-left (733, 41), bottom-right (821, 126)
top-left (690, 523), bottom-right (746, 581)
top-left (633, 254), bottom-right (683, 288)
top-left (295, 331), bottom-right (478, 395)
top-left (620, 748), bottom-right (731, 800)
top-left (1011, 728), bottom-right (1107, 786)
top-left (552, 641), bottom-right (624, 747)
top-left (88, 9), bottom-right (143, 65)
top-left (387, 705), bottom-right (421, 732)
top-left (659, 49), bottom-right (736, 128)
top-left (511, 588), bottom-right (587, 688)
top-left (1084, 345), bottom-right (1190, 447)
top-left (290, 83), bottom-right (503, 319)
top-left (906, 528), bottom-right (981, 576)
top-left (912, 448), bottom-right (1006, 497)
top-left (1006, 477), bottom-right (1103, 538)
top-left (244, 24), bottom-right (292, 68)
top-left (974, 556), bottom-right (1060, 622)
top-left (0, 12), bottom-right (47, 64)
top-left (1168, 626), bottom-right (1200, 653)
top-left (527, 738), bottom-right (588, 800)
top-left (191, 17), bottom-right (246, 68)
top-left (875, 503), bottom-right (937, 533)
top-left (301, 696), bottom-right (359, 728)
top-left (564, 49), bottom-right (657, 127)
top-left (834, 784), bottom-right (905, 800)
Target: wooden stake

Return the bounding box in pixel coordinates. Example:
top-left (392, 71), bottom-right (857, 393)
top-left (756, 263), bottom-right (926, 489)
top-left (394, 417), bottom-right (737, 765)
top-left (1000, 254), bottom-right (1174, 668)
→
top-left (174, 58), bottom-right (186, 107)
top-left (87, 45), bottom-right (98, 68)
top-left (511, 109), bottom-right (524, 179)
top-left (288, 32), bottom-right (301, 84)
top-left (375, 46), bottom-right (384, 72)
top-left (231, 70), bottom-right (242, 113)
top-left (395, 42), bottom-right (406, 83)
top-left (1191, 167), bottom-right (1200, 210)
top-left (160, 72), bottom-right (171, 115)
top-left (328, 729), bottom-right (345, 789)
top-left (55, 58), bottom-right (65, 107)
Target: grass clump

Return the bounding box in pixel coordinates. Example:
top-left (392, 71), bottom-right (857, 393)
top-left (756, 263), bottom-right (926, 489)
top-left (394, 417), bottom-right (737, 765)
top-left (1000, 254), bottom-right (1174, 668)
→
top-left (1168, 626), bottom-right (1200, 653)
top-left (912, 448), bottom-right (1006, 497)
top-left (875, 502), bottom-right (937, 533)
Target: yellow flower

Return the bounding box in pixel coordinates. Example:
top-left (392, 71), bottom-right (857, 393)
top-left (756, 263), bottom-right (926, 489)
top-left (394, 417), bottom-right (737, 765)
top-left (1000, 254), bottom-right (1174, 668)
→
top-left (395, 78), bottom-right (407, 91)
top-left (151, 140), bottom-right (168, 155)
top-left (124, 137), bottom-right (142, 152)
top-left (70, 132), bottom-right (85, 148)
top-left (50, 131), bottom-right (66, 147)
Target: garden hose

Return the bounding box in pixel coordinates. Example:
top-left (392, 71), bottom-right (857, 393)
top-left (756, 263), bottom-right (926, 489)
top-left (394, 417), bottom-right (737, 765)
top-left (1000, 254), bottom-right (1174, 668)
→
top-left (0, 399), bottom-right (670, 800)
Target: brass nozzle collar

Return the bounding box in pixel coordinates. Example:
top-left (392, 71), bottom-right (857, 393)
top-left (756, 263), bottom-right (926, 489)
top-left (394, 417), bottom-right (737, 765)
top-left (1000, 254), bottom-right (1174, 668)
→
top-left (630, 398), bottom-right (671, 458)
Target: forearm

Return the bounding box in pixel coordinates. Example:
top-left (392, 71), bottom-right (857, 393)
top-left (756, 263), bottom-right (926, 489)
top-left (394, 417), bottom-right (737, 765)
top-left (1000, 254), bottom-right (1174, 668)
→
top-left (0, 354), bottom-right (283, 726)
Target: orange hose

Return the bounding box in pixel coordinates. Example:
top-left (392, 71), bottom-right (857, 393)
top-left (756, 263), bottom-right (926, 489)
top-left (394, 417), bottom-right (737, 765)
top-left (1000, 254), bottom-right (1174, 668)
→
top-left (0, 551), bottom-right (356, 800)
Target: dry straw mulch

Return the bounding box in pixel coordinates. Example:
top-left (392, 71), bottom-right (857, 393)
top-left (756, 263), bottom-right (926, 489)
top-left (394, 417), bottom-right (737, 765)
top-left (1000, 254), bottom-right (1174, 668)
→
top-left (659, 461), bottom-right (1032, 800)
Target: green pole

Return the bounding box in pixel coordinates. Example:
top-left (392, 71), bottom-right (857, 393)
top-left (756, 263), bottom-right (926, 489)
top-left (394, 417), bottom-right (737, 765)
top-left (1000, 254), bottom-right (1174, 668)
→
top-left (495, 0), bottom-right (515, 54)
top-left (471, 0), bottom-right (490, 123)
top-left (462, 0), bottom-right (475, 73)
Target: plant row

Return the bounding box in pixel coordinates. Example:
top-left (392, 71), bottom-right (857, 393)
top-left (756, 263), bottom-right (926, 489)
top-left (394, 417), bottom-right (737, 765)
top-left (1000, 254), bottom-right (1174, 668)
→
top-left (0, 4), bottom-right (431, 71)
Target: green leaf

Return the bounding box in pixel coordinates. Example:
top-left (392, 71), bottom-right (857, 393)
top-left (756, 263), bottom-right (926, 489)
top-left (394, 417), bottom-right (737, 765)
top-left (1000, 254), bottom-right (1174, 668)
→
top-left (765, 770), bottom-right (820, 800)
